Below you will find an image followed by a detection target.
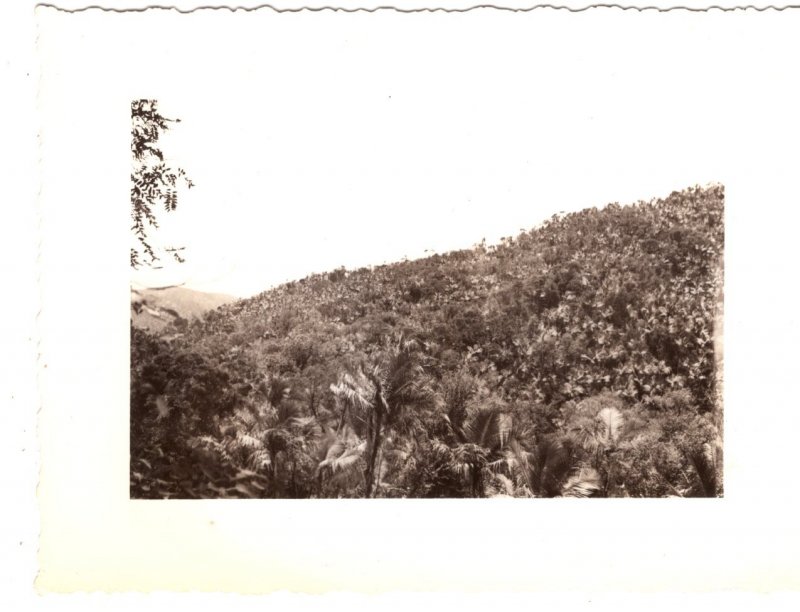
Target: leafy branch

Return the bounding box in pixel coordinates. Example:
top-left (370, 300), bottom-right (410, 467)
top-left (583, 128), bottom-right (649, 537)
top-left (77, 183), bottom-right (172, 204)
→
top-left (131, 99), bottom-right (194, 269)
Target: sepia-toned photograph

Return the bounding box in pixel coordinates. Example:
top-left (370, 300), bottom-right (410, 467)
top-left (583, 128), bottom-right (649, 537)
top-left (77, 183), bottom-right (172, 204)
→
top-left (130, 110), bottom-right (723, 500)
top-left (37, 2), bottom-right (800, 596)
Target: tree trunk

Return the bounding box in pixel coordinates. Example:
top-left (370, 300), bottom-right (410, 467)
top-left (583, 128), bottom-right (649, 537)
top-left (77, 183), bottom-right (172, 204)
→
top-left (269, 451), bottom-right (281, 498)
top-left (470, 465), bottom-right (484, 497)
top-left (308, 385), bottom-right (318, 418)
top-left (364, 408), bottom-right (384, 498)
top-left (375, 446), bottom-right (384, 494)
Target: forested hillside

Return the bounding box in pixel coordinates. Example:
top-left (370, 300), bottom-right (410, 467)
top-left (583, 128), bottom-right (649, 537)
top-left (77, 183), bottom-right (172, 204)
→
top-left (131, 184), bottom-right (724, 499)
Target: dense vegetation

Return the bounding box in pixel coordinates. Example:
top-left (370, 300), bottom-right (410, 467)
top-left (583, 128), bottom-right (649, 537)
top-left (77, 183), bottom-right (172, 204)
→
top-left (131, 185), bottom-right (724, 498)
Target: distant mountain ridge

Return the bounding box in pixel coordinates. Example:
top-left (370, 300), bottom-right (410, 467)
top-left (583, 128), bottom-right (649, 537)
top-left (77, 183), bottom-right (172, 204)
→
top-left (131, 285), bottom-right (235, 332)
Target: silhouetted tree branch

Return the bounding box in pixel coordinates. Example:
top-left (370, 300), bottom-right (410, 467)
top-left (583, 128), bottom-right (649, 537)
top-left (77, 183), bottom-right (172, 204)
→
top-left (131, 99), bottom-right (194, 269)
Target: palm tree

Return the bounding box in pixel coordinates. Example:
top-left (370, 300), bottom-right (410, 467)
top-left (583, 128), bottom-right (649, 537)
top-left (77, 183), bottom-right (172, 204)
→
top-left (491, 434), bottom-right (601, 498)
top-left (330, 337), bottom-right (432, 498)
top-left (439, 373), bottom-right (570, 498)
top-left (562, 393), bottom-right (628, 496)
top-left (435, 374), bottom-right (603, 498)
top-left (261, 400), bottom-right (308, 497)
top-left (451, 404), bottom-right (513, 496)
top-left (205, 374), bottom-right (322, 498)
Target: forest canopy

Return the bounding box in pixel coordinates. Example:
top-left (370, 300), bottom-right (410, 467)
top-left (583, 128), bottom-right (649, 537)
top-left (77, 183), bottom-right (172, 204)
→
top-left (131, 184), bottom-right (724, 499)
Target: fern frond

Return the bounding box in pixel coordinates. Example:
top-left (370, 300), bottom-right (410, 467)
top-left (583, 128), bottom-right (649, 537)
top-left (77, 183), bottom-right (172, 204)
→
top-left (234, 432), bottom-right (263, 450)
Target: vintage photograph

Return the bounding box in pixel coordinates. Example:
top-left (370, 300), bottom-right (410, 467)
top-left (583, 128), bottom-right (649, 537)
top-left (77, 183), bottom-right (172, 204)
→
top-left (37, 1), bottom-right (800, 596)
top-left (130, 97), bottom-right (723, 499)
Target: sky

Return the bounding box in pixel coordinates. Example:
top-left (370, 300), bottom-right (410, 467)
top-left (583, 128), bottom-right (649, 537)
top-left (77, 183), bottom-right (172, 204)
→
top-left (123, 9), bottom-right (744, 297)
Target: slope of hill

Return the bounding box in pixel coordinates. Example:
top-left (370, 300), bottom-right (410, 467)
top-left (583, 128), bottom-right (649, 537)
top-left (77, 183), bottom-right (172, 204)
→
top-left (130, 285), bottom-right (235, 332)
top-left (131, 184), bottom-right (724, 499)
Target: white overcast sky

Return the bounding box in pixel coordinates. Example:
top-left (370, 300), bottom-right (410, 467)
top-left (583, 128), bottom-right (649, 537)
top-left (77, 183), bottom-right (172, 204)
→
top-left (39, 8), bottom-right (793, 297)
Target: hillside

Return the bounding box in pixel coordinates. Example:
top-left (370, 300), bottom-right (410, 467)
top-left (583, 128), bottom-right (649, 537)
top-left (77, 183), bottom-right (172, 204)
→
top-left (130, 285), bottom-right (234, 332)
top-left (131, 184), bottom-right (724, 499)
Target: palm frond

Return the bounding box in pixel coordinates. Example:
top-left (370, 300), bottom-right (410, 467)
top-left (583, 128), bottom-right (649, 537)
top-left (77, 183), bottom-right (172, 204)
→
top-left (453, 443), bottom-right (487, 464)
top-left (486, 456), bottom-right (511, 474)
top-left (451, 443), bottom-right (489, 485)
top-left (496, 413), bottom-right (513, 449)
top-left (597, 406), bottom-right (624, 448)
top-left (317, 438), bottom-right (366, 493)
top-left (463, 406), bottom-right (513, 450)
top-left (316, 424), bottom-right (365, 477)
top-left (487, 473), bottom-right (516, 498)
top-left (561, 467), bottom-right (602, 498)
top-left (442, 371), bottom-right (476, 432)
top-left (505, 439), bottom-right (534, 493)
top-left (319, 437), bottom-right (345, 466)
top-left (535, 436), bottom-right (573, 497)
top-left (330, 372), bottom-right (373, 414)
top-left (320, 442), bottom-right (365, 473)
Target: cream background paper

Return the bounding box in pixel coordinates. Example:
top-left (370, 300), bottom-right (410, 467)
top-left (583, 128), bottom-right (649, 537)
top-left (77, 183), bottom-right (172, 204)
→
top-left (34, 4), bottom-right (800, 595)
